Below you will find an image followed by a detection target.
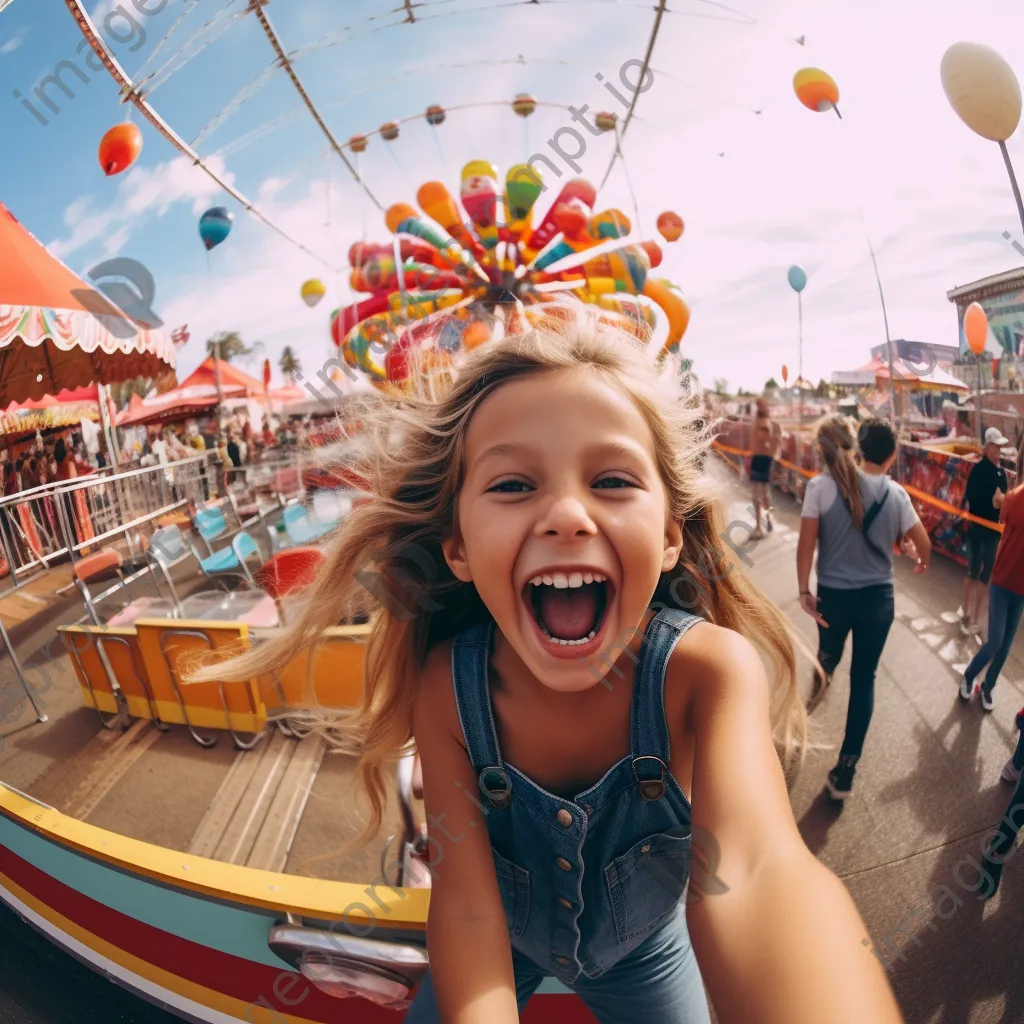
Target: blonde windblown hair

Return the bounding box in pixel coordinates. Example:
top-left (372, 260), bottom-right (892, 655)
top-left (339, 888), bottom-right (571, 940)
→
top-left (815, 416), bottom-right (864, 529)
top-left (196, 301), bottom-right (805, 851)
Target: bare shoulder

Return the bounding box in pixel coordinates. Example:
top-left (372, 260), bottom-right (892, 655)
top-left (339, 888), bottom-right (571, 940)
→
top-left (413, 637), bottom-right (460, 742)
top-left (667, 622), bottom-right (770, 719)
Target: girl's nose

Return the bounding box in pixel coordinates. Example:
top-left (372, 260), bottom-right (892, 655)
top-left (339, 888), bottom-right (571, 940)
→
top-left (536, 495), bottom-right (598, 538)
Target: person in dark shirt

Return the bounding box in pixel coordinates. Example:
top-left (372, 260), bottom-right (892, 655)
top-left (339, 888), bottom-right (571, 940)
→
top-left (960, 427), bottom-right (1010, 633)
top-left (226, 431), bottom-right (242, 468)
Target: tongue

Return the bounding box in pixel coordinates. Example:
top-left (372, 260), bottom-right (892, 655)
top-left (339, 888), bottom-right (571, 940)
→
top-left (538, 584), bottom-right (600, 641)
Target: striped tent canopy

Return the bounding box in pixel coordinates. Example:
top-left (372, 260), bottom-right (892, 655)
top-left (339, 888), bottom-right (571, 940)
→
top-left (0, 202), bottom-right (175, 403)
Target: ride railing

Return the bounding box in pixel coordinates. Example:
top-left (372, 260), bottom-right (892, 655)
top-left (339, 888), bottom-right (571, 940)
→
top-left (0, 454), bottom-right (216, 592)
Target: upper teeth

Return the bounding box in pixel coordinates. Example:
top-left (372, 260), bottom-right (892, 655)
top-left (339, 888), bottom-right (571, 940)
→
top-left (529, 572), bottom-right (607, 588)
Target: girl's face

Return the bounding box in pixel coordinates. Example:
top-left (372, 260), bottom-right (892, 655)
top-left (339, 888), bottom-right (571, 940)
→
top-left (443, 368), bottom-right (683, 693)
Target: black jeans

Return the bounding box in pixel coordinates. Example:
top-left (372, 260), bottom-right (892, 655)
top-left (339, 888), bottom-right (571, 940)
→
top-left (816, 583), bottom-right (895, 759)
top-left (988, 731), bottom-right (1024, 864)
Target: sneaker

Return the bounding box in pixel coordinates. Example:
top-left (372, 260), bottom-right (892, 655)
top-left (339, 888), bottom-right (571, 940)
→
top-left (981, 688), bottom-right (995, 712)
top-left (979, 856), bottom-right (1004, 900)
top-left (1001, 758), bottom-right (1022, 784)
top-left (826, 756), bottom-right (858, 801)
top-left (959, 676), bottom-right (976, 702)
top-left (765, 511), bottom-right (774, 533)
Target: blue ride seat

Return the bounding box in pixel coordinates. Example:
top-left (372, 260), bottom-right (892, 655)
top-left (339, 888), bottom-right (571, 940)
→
top-left (200, 545), bottom-right (241, 574)
top-left (194, 504), bottom-right (231, 556)
top-left (281, 504), bottom-right (334, 546)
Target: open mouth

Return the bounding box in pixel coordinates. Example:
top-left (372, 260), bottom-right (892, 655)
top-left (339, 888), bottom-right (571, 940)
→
top-left (524, 571), bottom-right (612, 649)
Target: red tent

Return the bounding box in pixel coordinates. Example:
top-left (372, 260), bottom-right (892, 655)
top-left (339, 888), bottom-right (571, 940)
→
top-left (178, 357), bottom-right (265, 395)
top-left (0, 202), bottom-right (175, 402)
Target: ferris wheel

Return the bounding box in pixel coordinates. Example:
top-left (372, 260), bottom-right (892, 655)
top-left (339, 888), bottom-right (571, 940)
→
top-left (65, 0), bottom-right (803, 387)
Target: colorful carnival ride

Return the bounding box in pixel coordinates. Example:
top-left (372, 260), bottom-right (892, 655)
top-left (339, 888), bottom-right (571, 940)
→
top-left (330, 163), bottom-right (689, 385)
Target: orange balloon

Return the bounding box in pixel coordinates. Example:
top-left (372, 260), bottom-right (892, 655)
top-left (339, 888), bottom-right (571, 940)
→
top-left (98, 122), bottom-right (143, 176)
top-left (657, 211), bottom-right (684, 242)
top-left (462, 321), bottom-right (491, 350)
top-left (781, 364), bottom-right (789, 384)
top-left (964, 301), bottom-right (988, 355)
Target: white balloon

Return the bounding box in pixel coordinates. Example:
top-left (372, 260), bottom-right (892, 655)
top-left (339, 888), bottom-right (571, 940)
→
top-left (941, 42), bottom-right (1022, 142)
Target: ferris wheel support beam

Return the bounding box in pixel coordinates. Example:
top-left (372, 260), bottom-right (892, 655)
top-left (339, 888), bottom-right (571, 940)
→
top-left (63, 0), bottom-right (341, 270)
top-left (248, 0), bottom-right (384, 211)
top-left (599, 0), bottom-right (668, 189)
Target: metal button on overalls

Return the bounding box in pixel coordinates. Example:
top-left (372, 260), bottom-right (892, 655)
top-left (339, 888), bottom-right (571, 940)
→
top-left (558, 897), bottom-right (573, 910)
top-left (557, 809), bottom-right (573, 827)
top-left (555, 856), bottom-right (573, 872)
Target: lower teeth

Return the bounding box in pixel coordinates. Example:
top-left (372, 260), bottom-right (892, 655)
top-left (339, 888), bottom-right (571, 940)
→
top-left (540, 625), bottom-right (598, 646)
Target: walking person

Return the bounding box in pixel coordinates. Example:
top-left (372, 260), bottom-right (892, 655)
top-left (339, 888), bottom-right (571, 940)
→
top-left (959, 443), bottom-right (1024, 711)
top-left (749, 398), bottom-right (781, 539)
top-left (979, 709), bottom-right (1024, 899)
top-left (959, 427), bottom-right (1010, 635)
top-left (797, 417), bottom-right (932, 801)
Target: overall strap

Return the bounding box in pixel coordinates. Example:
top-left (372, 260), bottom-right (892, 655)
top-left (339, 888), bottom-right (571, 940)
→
top-left (838, 479), bottom-right (892, 561)
top-left (630, 607), bottom-right (703, 801)
top-left (450, 620), bottom-right (512, 809)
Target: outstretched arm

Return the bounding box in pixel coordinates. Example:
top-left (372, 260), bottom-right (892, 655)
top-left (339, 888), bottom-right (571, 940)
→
top-left (681, 627), bottom-right (904, 1024)
top-left (412, 644), bottom-right (520, 1023)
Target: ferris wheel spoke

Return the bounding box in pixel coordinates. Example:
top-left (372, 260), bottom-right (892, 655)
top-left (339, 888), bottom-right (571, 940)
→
top-left (191, 63), bottom-right (281, 149)
top-left (139, 1), bottom-right (247, 97)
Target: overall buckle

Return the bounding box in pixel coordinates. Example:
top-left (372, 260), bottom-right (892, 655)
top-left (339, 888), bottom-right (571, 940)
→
top-left (632, 756), bottom-right (666, 802)
top-left (479, 766), bottom-right (512, 809)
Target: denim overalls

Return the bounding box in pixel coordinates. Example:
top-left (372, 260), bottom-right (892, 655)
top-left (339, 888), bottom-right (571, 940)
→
top-left (405, 607), bottom-right (712, 1023)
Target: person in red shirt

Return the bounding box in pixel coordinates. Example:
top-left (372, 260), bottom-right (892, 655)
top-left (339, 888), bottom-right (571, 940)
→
top-left (960, 444), bottom-right (1024, 712)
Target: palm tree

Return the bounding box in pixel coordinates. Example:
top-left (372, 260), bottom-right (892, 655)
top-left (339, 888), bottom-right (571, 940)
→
top-left (206, 331), bottom-right (251, 362)
top-left (279, 346), bottom-right (301, 382)
top-left (109, 376), bottom-right (153, 408)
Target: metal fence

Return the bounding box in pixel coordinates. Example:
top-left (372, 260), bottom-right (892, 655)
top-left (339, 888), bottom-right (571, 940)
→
top-left (0, 455), bottom-right (216, 593)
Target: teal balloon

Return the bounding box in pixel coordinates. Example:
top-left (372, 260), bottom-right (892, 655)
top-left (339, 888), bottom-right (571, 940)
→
top-left (787, 265), bottom-right (807, 293)
top-left (199, 207), bottom-right (233, 251)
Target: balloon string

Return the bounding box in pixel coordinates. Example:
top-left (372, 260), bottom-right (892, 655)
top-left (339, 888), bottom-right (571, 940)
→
top-left (613, 121), bottom-right (643, 239)
top-left (430, 125), bottom-right (449, 180)
top-left (386, 143), bottom-right (416, 196)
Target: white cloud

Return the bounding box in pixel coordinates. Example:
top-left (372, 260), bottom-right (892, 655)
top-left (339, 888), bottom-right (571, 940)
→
top-left (0, 25), bottom-right (27, 53)
top-left (47, 153), bottom-right (237, 262)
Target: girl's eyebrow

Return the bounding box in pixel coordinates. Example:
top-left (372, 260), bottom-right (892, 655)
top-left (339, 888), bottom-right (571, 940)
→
top-left (473, 439), bottom-right (650, 466)
top-left (474, 441), bottom-right (533, 465)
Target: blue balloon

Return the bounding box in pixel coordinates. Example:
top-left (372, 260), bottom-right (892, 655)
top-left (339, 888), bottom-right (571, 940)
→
top-left (787, 265), bottom-right (807, 293)
top-left (199, 206), bottom-right (233, 251)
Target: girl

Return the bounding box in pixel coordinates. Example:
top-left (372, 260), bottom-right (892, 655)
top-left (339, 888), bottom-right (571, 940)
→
top-left (204, 303), bottom-right (902, 1023)
top-left (959, 443), bottom-right (1024, 711)
top-left (797, 418), bottom-right (930, 801)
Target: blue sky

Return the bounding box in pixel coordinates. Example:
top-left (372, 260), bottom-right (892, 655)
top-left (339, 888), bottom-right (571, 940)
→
top-left (2, 0), bottom-right (1024, 392)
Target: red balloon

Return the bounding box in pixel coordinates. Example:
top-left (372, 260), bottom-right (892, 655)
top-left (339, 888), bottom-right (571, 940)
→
top-left (656, 211), bottom-right (684, 243)
top-left (639, 240), bottom-right (663, 268)
top-left (98, 122), bottom-right (143, 176)
top-left (553, 198), bottom-right (590, 239)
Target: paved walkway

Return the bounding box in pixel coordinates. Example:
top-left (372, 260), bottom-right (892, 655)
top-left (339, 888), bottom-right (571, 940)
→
top-left (714, 458), bottom-right (1024, 1024)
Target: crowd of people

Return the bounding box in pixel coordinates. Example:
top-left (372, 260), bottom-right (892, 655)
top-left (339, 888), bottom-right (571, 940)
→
top-left (1, 430), bottom-right (99, 499)
top-left (750, 401), bottom-right (1024, 898)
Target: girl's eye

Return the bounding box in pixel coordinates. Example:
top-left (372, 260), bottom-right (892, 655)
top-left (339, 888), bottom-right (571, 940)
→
top-left (594, 476), bottom-right (637, 490)
top-left (488, 477), bottom-right (532, 494)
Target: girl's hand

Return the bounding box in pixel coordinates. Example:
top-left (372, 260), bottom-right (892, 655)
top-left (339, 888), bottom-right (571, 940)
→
top-left (800, 591), bottom-right (828, 627)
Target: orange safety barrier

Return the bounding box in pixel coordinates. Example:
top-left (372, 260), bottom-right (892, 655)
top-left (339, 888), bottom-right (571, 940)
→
top-left (710, 441), bottom-right (1003, 533)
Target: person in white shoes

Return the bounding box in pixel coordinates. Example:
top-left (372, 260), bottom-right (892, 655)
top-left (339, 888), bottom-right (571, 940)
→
top-left (959, 443), bottom-right (1024, 712)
